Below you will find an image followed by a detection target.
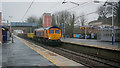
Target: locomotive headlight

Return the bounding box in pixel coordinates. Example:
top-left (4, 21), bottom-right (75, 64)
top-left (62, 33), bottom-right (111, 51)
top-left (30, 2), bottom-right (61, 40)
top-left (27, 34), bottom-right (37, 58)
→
top-left (49, 37), bottom-right (51, 39)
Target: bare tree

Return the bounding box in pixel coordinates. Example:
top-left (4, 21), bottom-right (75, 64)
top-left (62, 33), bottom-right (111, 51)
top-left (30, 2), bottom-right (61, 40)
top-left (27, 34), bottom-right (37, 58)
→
top-left (69, 14), bottom-right (76, 37)
top-left (79, 13), bottom-right (87, 26)
top-left (51, 14), bottom-right (56, 26)
top-left (116, 1), bottom-right (120, 27)
top-left (97, 2), bottom-right (118, 18)
top-left (97, 6), bottom-right (107, 18)
top-left (37, 17), bottom-right (43, 28)
top-left (97, 2), bottom-right (120, 27)
top-left (26, 16), bottom-right (38, 33)
top-left (54, 10), bottom-right (76, 37)
top-left (26, 15), bottom-right (37, 23)
top-left (54, 11), bottom-right (71, 29)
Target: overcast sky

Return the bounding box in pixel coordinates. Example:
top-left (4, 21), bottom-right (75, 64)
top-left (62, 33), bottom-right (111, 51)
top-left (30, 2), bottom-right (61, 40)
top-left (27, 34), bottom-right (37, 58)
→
top-left (1, 0), bottom-right (119, 24)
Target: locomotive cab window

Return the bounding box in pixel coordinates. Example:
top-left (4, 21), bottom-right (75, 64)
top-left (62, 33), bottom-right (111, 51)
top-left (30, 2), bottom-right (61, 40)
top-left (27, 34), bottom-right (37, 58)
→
top-left (55, 30), bottom-right (60, 34)
top-left (49, 30), bottom-right (54, 34)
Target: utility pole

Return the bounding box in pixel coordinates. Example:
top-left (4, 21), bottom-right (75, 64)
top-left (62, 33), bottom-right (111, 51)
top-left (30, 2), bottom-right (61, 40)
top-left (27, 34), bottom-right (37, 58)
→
top-left (64, 21), bottom-right (66, 39)
top-left (62, 23), bottom-right (63, 38)
top-left (85, 26), bottom-right (87, 39)
top-left (9, 16), bottom-right (14, 43)
top-left (62, 0), bottom-right (79, 6)
top-left (111, 3), bottom-right (114, 45)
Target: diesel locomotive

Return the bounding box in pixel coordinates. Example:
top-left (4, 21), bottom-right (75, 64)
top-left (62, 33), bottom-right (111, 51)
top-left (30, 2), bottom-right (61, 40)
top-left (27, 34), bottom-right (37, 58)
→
top-left (19, 26), bottom-right (62, 45)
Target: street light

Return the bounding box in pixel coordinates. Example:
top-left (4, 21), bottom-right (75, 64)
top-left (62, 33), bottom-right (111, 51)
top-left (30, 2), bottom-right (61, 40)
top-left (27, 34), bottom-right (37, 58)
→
top-left (62, 0), bottom-right (79, 6)
top-left (111, 3), bottom-right (114, 45)
top-left (62, 1), bottom-right (67, 4)
top-left (9, 16), bottom-right (14, 43)
top-left (94, 0), bottom-right (114, 45)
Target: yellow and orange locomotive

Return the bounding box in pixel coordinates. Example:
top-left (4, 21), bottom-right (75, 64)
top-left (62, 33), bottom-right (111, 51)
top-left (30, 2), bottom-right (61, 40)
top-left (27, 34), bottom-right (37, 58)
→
top-left (26, 26), bottom-right (61, 43)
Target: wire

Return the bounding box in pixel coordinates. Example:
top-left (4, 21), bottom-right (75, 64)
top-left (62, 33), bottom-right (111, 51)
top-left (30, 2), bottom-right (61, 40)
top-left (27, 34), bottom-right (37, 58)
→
top-left (21, 0), bottom-right (35, 21)
top-left (46, 0), bottom-right (64, 13)
top-left (76, 11), bottom-right (97, 20)
top-left (66, 2), bottom-right (89, 11)
top-left (47, 0), bottom-right (87, 13)
top-left (75, 0), bottom-right (109, 21)
top-left (62, 0), bottom-right (92, 12)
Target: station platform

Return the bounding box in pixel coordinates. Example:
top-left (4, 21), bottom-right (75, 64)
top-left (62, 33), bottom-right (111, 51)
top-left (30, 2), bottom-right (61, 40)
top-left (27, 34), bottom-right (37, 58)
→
top-left (2, 37), bottom-right (55, 67)
top-left (2, 36), bottom-right (83, 68)
top-left (61, 38), bottom-right (120, 51)
top-left (0, 42), bottom-right (2, 68)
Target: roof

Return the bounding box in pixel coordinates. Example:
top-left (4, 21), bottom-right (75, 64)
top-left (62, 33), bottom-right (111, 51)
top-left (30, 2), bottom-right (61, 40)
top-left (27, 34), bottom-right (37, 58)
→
top-left (45, 26), bottom-right (59, 30)
top-left (88, 20), bottom-right (102, 25)
top-left (34, 26), bottom-right (59, 31)
top-left (34, 28), bottom-right (44, 31)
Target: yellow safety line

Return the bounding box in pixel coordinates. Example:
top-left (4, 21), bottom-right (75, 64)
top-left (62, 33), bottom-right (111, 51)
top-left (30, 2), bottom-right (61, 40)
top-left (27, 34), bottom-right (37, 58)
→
top-left (15, 36), bottom-right (58, 66)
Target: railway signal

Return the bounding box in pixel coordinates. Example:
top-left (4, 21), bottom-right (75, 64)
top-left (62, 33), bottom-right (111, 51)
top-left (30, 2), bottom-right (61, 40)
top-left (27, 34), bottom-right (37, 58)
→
top-left (81, 27), bottom-right (85, 29)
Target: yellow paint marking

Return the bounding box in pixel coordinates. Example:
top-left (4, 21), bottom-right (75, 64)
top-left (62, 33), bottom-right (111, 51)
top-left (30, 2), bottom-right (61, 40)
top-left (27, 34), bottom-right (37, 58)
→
top-left (24, 41), bottom-right (57, 65)
top-left (15, 36), bottom-right (57, 66)
top-left (2, 28), bottom-right (5, 30)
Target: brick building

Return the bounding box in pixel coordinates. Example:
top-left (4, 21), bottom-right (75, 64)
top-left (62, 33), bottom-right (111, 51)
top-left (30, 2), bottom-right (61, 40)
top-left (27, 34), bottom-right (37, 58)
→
top-left (43, 13), bottom-right (51, 28)
top-left (0, 12), bottom-right (2, 43)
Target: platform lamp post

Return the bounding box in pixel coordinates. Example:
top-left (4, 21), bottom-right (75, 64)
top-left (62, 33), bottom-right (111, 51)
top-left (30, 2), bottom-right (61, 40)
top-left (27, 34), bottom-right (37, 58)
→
top-left (94, 0), bottom-right (114, 45)
top-left (62, 23), bottom-right (64, 38)
top-left (9, 16), bottom-right (14, 43)
top-left (62, 0), bottom-right (79, 6)
top-left (85, 26), bottom-right (87, 39)
top-left (111, 3), bottom-right (114, 45)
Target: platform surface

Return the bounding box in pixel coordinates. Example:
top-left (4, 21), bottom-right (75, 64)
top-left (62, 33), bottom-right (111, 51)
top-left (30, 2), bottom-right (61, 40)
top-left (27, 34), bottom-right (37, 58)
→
top-left (61, 38), bottom-right (120, 51)
top-left (2, 37), bottom-right (55, 67)
top-left (0, 42), bottom-right (2, 68)
top-left (15, 36), bottom-right (83, 67)
top-left (2, 36), bottom-right (83, 68)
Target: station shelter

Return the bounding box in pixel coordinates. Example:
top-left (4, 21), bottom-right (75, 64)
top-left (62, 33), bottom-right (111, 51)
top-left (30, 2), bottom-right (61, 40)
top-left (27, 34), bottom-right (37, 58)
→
top-left (2, 26), bottom-right (9, 43)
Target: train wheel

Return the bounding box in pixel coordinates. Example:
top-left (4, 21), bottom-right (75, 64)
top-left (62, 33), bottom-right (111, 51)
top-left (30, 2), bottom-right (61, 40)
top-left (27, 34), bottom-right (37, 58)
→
top-left (57, 40), bottom-right (62, 46)
top-left (46, 39), bottom-right (49, 45)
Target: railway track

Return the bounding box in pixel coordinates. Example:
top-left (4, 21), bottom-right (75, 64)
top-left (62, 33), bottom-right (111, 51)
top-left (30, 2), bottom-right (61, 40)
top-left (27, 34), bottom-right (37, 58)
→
top-left (40, 45), bottom-right (119, 68)
top-left (58, 48), bottom-right (119, 68)
top-left (20, 37), bottom-right (120, 68)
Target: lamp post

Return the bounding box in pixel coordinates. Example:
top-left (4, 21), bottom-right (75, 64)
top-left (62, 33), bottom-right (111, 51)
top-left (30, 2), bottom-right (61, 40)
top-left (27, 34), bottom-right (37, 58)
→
top-left (111, 3), bottom-right (114, 45)
top-left (62, 23), bottom-right (64, 38)
top-left (64, 21), bottom-right (66, 39)
top-left (62, 0), bottom-right (79, 6)
top-left (85, 26), bottom-right (87, 39)
top-left (9, 16), bottom-right (14, 43)
top-left (94, 0), bottom-right (114, 45)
